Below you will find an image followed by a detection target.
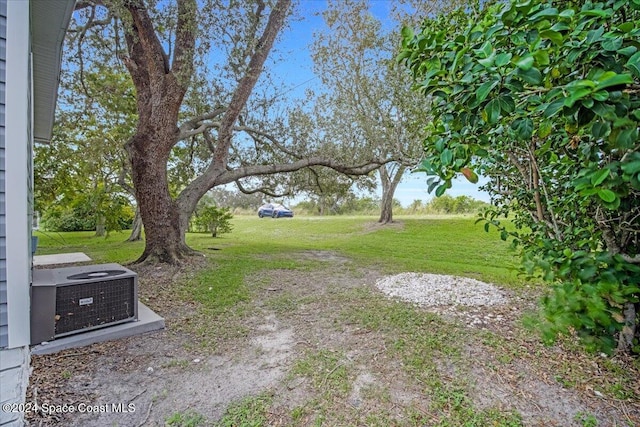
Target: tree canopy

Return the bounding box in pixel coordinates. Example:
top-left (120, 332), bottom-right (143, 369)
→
top-left (400, 0), bottom-right (640, 353)
top-left (59, 0), bottom-right (398, 263)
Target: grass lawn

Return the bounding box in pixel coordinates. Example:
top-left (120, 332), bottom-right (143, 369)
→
top-left (31, 216), bottom-right (639, 426)
top-left (35, 214), bottom-right (523, 284)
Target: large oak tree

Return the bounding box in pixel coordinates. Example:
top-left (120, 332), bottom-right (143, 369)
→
top-left (311, 0), bottom-right (423, 223)
top-left (70, 0), bottom-right (393, 263)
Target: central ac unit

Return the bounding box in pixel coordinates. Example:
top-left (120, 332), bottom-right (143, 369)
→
top-left (31, 263), bottom-right (138, 345)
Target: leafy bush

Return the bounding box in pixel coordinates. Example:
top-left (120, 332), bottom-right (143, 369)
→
top-left (193, 206), bottom-right (233, 237)
top-left (400, 0), bottom-right (640, 353)
top-left (41, 194), bottom-right (134, 233)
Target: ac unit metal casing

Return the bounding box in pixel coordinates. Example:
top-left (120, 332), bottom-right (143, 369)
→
top-left (31, 263), bottom-right (138, 345)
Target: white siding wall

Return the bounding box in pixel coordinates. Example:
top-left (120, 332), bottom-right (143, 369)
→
top-left (0, 1), bottom-right (31, 425)
top-left (4, 0), bottom-right (30, 349)
top-left (0, 0), bottom-right (7, 350)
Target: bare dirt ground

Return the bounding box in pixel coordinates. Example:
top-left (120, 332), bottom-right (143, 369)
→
top-left (26, 251), bottom-right (640, 426)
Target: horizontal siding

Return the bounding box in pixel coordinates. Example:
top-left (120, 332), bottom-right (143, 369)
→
top-left (0, 0), bottom-right (6, 350)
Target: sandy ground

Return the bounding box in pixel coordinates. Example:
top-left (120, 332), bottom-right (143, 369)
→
top-left (26, 251), bottom-right (640, 426)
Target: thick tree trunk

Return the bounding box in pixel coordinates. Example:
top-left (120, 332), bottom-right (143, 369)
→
top-left (379, 192), bottom-right (394, 223)
top-left (128, 131), bottom-right (194, 264)
top-left (127, 206), bottom-right (143, 242)
top-left (126, 107), bottom-right (199, 263)
top-left (95, 214), bottom-right (106, 237)
top-left (378, 164), bottom-right (405, 224)
top-left (617, 302), bottom-right (638, 354)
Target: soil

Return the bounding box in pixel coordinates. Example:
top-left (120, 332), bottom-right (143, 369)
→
top-left (25, 251), bottom-right (640, 427)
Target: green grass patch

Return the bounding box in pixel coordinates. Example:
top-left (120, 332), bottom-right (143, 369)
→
top-left (34, 230), bottom-right (144, 263)
top-left (215, 393), bottom-right (272, 427)
top-left (291, 349), bottom-right (351, 396)
top-left (36, 215), bottom-right (522, 286)
top-left (341, 287), bottom-right (523, 426)
top-left (165, 410), bottom-right (208, 427)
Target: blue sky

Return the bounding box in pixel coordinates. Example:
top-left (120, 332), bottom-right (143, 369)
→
top-left (266, 0), bottom-right (491, 206)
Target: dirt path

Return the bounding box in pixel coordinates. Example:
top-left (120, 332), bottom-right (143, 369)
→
top-left (26, 252), bottom-right (640, 426)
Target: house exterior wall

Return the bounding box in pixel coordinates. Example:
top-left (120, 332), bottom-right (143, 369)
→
top-left (0, 0), bottom-right (8, 352)
top-left (0, 0), bottom-right (32, 425)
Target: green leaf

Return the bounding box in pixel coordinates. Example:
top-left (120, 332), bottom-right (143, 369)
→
top-left (590, 169), bottom-right (609, 186)
top-left (603, 196), bottom-right (621, 210)
top-left (618, 46), bottom-right (638, 57)
top-left (478, 53), bottom-right (496, 68)
top-left (435, 183), bottom-right (448, 197)
top-left (564, 88), bottom-right (592, 107)
top-left (485, 99), bottom-right (501, 124)
top-left (476, 79), bottom-right (499, 102)
top-left (566, 79), bottom-right (596, 89)
top-left (512, 118), bottom-right (534, 140)
top-left (595, 72), bottom-right (634, 91)
top-left (615, 128), bottom-right (639, 149)
top-left (533, 50), bottom-right (550, 66)
top-left (544, 99), bottom-right (565, 117)
top-left (517, 67), bottom-right (542, 85)
top-left (591, 101), bottom-right (615, 118)
top-left (530, 7), bottom-right (558, 20)
top-left (497, 95), bottom-right (516, 113)
top-left (540, 29), bottom-right (563, 45)
top-left (601, 36), bottom-right (623, 52)
top-left (495, 52), bottom-right (512, 67)
top-left (597, 189), bottom-right (616, 203)
top-left (581, 8), bottom-right (613, 18)
top-left (626, 52), bottom-right (640, 78)
top-left (591, 121), bottom-right (610, 139)
top-left (476, 40), bottom-right (493, 58)
top-left (559, 8), bottom-right (575, 18)
top-left (619, 22), bottom-right (634, 33)
top-left (416, 159), bottom-right (435, 174)
top-left (401, 26), bottom-right (414, 41)
top-left (621, 153), bottom-right (640, 175)
top-left (538, 121), bottom-right (553, 138)
top-left (591, 91), bottom-right (609, 101)
top-left (586, 27), bottom-right (605, 45)
top-left (516, 55), bottom-right (534, 70)
top-left (427, 177), bottom-right (440, 193)
top-left (440, 149), bottom-right (453, 166)
top-left (551, 22), bottom-right (570, 32)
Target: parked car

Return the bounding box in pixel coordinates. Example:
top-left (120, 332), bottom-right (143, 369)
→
top-left (272, 204), bottom-right (294, 218)
top-left (258, 203), bottom-right (275, 218)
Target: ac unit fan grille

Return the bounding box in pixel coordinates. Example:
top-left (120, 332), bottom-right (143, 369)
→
top-left (55, 277), bottom-right (136, 335)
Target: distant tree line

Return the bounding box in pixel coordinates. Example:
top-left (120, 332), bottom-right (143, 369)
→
top-left (39, 189), bottom-right (488, 233)
top-left (293, 194), bottom-right (488, 216)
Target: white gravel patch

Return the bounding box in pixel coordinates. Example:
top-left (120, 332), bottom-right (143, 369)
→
top-left (375, 272), bottom-right (508, 307)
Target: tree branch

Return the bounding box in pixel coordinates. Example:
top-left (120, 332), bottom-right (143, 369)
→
top-left (236, 125), bottom-right (303, 159)
top-left (215, 156), bottom-right (390, 186)
top-left (172, 0), bottom-right (197, 83)
top-left (506, 150), bottom-right (530, 187)
top-left (211, 0), bottom-right (291, 172)
top-left (124, 0), bottom-right (170, 78)
top-left (235, 179), bottom-right (290, 198)
top-left (178, 107), bottom-right (227, 139)
top-left (203, 130), bottom-right (216, 154)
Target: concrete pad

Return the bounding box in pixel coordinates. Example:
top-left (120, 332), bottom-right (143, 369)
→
top-left (31, 302), bottom-right (165, 355)
top-left (33, 252), bottom-right (92, 266)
